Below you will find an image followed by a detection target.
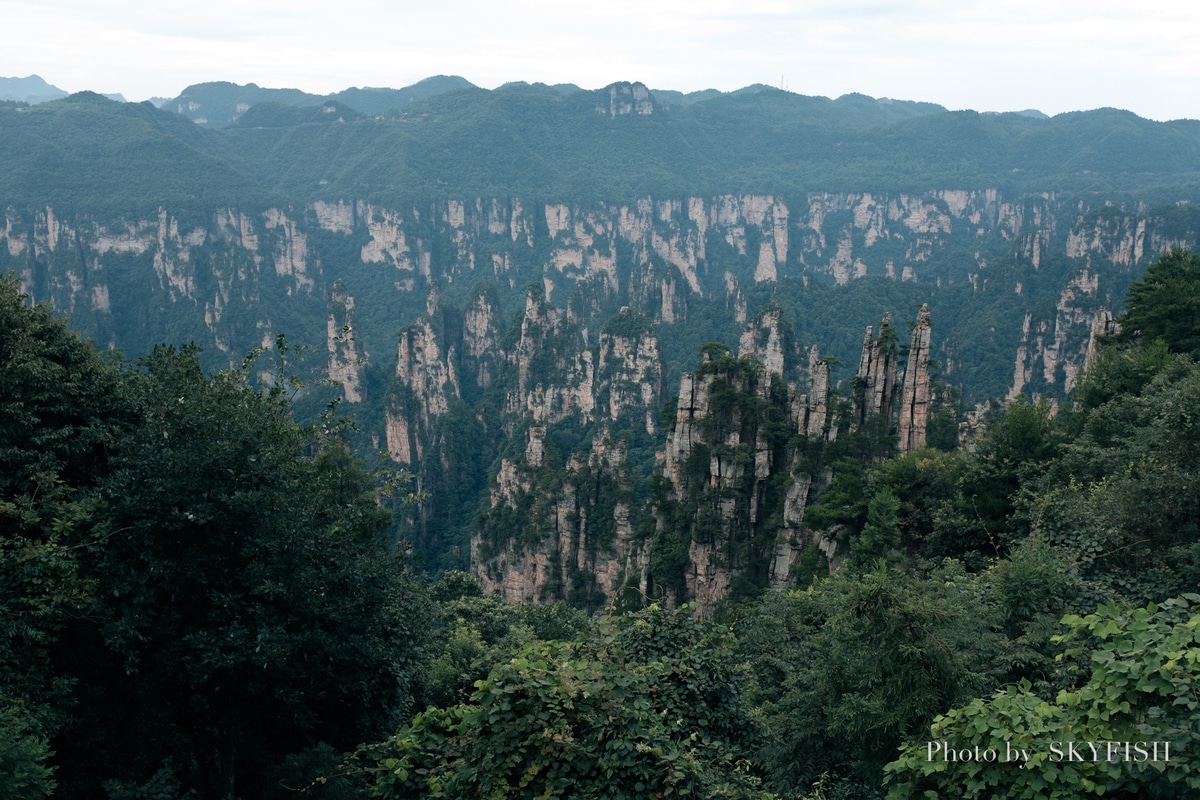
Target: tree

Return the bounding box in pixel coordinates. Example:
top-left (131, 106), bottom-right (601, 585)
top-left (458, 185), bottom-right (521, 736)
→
top-left (418, 571), bottom-right (588, 709)
top-left (1, 274), bottom-right (129, 792)
top-left (54, 345), bottom-right (428, 799)
top-left (732, 563), bottom-right (998, 796)
top-left (1071, 248), bottom-right (1200, 416)
top-left (848, 488), bottom-right (902, 567)
top-left (920, 395), bottom-right (1057, 567)
top-left (1070, 338), bottom-right (1174, 414)
top-left (365, 605), bottom-right (775, 800)
top-left (1029, 357), bottom-right (1200, 605)
top-left (1109, 248), bottom-right (1200, 355)
top-left (885, 595), bottom-right (1200, 799)
top-left (0, 705), bottom-right (54, 800)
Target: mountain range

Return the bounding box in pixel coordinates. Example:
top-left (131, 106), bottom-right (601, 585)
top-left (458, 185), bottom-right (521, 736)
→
top-left (3, 75), bottom-right (1200, 591)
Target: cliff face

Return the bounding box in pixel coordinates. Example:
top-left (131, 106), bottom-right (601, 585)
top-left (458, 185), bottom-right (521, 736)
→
top-left (6, 191), bottom-right (1197, 605)
top-left (383, 287), bottom-right (664, 467)
top-left (472, 427), bottom-right (650, 609)
top-left (465, 307), bottom-right (851, 607)
top-left (597, 309), bottom-right (663, 434)
top-left (326, 282), bottom-right (366, 403)
top-left (3, 205), bottom-right (321, 361)
top-left (853, 313), bottom-right (900, 427)
top-left (844, 306), bottom-right (933, 455)
top-left (7, 191), bottom-right (1188, 410)
top-left (387, 289), bottom-right (461, 463)
top-left (6, 192), bottom-right (1191, 406)
top-left (648, 308), bottom-right (862, 605)
top-left (1007, 268), bottom-right (1107, 399)
top-left (897, 305), bottom-right (933, 453)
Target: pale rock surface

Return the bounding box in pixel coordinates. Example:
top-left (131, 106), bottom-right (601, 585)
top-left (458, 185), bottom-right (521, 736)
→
top-left (897, 304), bottom-right (932, 453)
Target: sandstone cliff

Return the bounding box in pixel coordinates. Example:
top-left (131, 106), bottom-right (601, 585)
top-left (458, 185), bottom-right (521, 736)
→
top-left (466, 307), bottom-right (855, 607)
top-left (897, 305), bottom-right (933, 453)
top-left (7, 192), bottom-right (1193, 412)
top-left (383, 285), bottom-right (666, 465)
top-left (6, 192), bottom-right (1198, 604)
top-left (472, 426), bottom-right (650, 609)
top-left (853, 313), bottom-right (900, 427)
top-left (646, 310), bottom-right (854, 605)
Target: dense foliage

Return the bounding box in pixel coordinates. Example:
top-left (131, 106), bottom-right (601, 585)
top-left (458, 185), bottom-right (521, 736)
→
top-left (1, 277), bottom-right (428, 798)
top-left (1107, 247), bottom-right (1200, 354)
top-left (885, 596), bottom-right (1200, 798)
top-left (364, 604), bottom-right (773, 800)
top-left (4, 248), bottom-right (1200, 798)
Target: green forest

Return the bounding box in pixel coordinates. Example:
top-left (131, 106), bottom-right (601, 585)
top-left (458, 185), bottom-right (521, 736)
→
top-left (6, 86), bottom-right (1200, 217)
top-left (4, 245), bottom-right (1200, 797)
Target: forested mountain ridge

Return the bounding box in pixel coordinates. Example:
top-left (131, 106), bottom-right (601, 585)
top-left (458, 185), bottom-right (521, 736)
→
top-left (163, 74), bottom-right (478, 126)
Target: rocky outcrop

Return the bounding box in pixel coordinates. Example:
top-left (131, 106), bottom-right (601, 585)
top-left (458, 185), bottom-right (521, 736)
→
top-left (843, 305), bottom-right (934, 452)
top-left (386, 286), bottom-right (663, 476)
top-left (617, 300), bottom-right (942, 603)
top-left (738, 305), bottom-right (796, 378)
top-left (801, 346), bottom-right (835, 439)
top-left (386, 287), bottom-right (460, 463)
top-left (462, 285), bottom-right (502, 390)
top-left (472, 428), bottom-right (650, 607)
top-left (658, 352), bottom-right (778, 605)
top-left (596, 82), bottom-right (655, 117)
top-left (468, 300), bottom-right (948, 608)
top-left (326, 282), bottom-right (366, 403)
top-left (650, 317), bottom-right (848, 605)
top-left (1065, 211), bottom-right (1195, 269)
top-left (853, 313), bottom-right (900, 426)
top-left (9, 192), bottom-right (1196, 416)
top-left (505, 286), bottom-right (596, 424)
top-left (1084, 309), bottom-right (1121, 370)
top-left (597, 309), bottom-right (663, 434)
top-left (897, 304), bottom-right (932, 453)
top-left (1008, 268), bottom-right (1108, 399)
top-left (663, 369), bottom-right (715, 491)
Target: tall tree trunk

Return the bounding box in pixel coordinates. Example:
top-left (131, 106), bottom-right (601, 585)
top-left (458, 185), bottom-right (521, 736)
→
top-left (220, 729), bottom-right (236, 799)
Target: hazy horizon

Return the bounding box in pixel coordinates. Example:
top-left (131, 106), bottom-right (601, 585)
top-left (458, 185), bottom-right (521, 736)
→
top-left (1, 1), bottom-right (1198, 122)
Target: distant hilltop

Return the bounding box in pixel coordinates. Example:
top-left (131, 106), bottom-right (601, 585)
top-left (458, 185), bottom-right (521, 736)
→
top-left (0, 74), bottom-right (124, 104)
top-left (4, 72), bottom-right (1065, 126)
top-left (0, 74), bottom-right (68, 104)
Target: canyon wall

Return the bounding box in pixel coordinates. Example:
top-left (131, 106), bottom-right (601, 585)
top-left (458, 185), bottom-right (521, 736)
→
top-left (5, 191), bottom-right (1197, 604)
top-left (5, 192), bottom-right (1188, 412)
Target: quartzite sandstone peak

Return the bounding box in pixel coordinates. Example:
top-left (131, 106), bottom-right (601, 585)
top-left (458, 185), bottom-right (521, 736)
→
top-left (898, 304), bottom-right (933, 453)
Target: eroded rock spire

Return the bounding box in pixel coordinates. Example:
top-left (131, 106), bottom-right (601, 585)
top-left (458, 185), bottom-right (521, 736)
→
top-left (898, 304), bottom-right (932, 454)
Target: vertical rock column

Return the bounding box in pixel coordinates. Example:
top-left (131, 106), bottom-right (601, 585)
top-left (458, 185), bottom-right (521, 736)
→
top-left (326, 282), bottom-right (367, 403)
top-left (804, 346), bottom-right (833, 439)
top-left (898, 304), bottom-right (932, 453)
top-left (853, 313), bottom-right (899, 427)
top-left (385, 288), bottom-right (461, 463)
top-left (1083, 308), bottom-right (1121, 370)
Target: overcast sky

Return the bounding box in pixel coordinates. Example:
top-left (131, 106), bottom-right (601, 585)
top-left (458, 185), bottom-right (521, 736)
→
top-left (2, 0), bottom-right (1197, 121)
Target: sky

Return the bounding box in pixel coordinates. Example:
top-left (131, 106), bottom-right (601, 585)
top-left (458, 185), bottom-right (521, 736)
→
top-left (2, 0), bottom-right (1198, 121)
